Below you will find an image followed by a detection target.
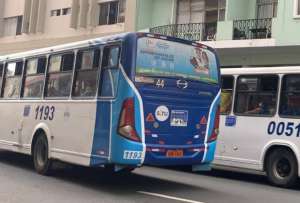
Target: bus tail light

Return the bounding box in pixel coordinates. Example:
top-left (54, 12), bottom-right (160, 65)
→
top-left (208, 106), bottom-right (220, 143)
top-left (118, 98), bottom-right (141, 142)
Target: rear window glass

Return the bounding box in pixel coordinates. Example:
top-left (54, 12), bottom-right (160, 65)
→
top-left (136, 37), bottom-right (219, 84)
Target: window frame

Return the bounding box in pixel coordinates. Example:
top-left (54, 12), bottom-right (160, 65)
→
top-left (98, 43), bottom-right (122, 99)
top-left (220, 75), bottom-right (234, 115)
top-left (21, 56), bottom-right (47, 100)
top-left (98, 0), bottom-right (124, 26)
top-left (45, 51), bottom-right (75, 99)
top-left (256, 0), bottom-right (278, 19)
top-left (294, 0), bottom-right (300, 18)
top-left (233, 74), bottom-right (279, 117)
top-left (0, 63), bottom-right (4, 97)
top-left (72, 48), bottom-right (102, 100)
top-left (1, 60), bottom-right (25, 100)
top-left (278, 74), bottom-right (300, 119)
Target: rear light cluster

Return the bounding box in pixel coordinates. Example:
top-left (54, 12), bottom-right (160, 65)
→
top-left (118, 98), bottom-right (141, 142)
top-left (208, 106), bottom-right (220, 143)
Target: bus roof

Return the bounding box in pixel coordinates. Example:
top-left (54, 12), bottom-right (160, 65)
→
top-left (0, 32), bottom-right (130, 62)
top-left (0, 32), bottom-right (215, 63)
top-left (221, 66), bottom-right (300, 75)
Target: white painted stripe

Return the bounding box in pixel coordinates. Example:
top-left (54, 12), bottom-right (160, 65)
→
top-left (202, 90), bottom-right (221, 162)
top-left (138, 191), bottom-right (205, 203)
top-left (119, 65), bottom-right (146, 163)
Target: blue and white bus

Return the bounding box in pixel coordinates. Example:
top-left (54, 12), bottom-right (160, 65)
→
top-left (0, 33), bottom-right (220, 175)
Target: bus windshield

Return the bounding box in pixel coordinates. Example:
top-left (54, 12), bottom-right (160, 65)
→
top-left (136, 37), bottom-right (219, 84)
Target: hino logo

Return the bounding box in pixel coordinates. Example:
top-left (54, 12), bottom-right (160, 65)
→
top-left (176, 80), bottom-right (188, 89)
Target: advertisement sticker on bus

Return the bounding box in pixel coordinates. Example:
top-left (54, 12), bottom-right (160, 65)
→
top-left (136, 37), bottom-right (219, 84)
top-left (170, 110), bottom-right (188, 127)
top-left (155, 105), bottom-right (169, 122)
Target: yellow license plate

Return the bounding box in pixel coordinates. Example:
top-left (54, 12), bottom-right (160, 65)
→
top-left (166, 150), bottom-right (184, 158)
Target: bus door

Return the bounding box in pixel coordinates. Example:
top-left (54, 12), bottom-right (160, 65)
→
top-left (91, 45), bottom-right (121, 164)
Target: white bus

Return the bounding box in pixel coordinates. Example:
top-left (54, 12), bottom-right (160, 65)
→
top-left (214, 67), bottom-right (300, 187)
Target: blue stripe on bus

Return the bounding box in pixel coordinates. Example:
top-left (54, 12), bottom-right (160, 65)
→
top-left (202, 92), bottom-right (220, 163)
top-left (90, 101), bottom-right (111, 166)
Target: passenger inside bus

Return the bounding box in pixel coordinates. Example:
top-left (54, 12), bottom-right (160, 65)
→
top-left (280, 95), bottom-right (300, 116)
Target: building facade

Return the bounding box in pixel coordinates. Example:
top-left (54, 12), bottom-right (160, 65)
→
top-left (144, 0), bottom-right (300, 67)
top-left (0, 0), bottom-right (137, 55)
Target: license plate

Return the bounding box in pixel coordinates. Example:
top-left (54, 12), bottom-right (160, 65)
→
top-left (170, 110), bottom-right (188, 127)
top-left (166, 150), bottom-right (184, 158)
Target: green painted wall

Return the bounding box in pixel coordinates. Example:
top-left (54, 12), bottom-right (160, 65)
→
top-left (226, 0), bottom-right (257, 20)
top-left (136, 0), bottom-right (174, 31)
top-left (136, 0), bottom-right (153, 31)
top-left (272, 0), bottom-right (300, 45)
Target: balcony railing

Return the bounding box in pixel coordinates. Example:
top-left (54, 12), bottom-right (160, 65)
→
top-left (233, 18), bottom-right (272, 40)
top-left (149, 23), bottom-right (217, 41)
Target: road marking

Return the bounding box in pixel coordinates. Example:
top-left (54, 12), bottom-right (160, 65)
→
top-left (137, 191), bottom-right (205, 203)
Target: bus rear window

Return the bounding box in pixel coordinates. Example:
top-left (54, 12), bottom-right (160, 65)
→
top-left (136, 37), bottom-right (219, 84)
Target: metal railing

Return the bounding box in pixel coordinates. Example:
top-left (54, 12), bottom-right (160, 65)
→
top-left (233, 18), bottom-right (272, 40)
top-left (149, 22), bottom-right (217, 41)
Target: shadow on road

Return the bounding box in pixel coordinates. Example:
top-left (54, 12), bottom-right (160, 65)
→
top-left (166, 165), bottom-right (300, 190)
top-left (0, 150), bottom-right (207, 196)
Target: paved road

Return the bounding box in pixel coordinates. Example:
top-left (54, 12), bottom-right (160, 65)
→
top-left (1, 151), bottom-right (300, 203)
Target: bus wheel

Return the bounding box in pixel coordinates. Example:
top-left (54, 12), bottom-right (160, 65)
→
top-left (266, 148), bottom-right (298, 188)
top-left (33, 134), bottom-right (52, 175)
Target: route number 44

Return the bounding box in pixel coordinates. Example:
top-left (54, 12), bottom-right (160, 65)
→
top-left (267, 121), bottom-right (300, 137)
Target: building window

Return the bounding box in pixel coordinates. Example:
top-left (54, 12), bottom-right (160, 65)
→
top-left (257, 0), bottom-right (278, 19)
top-left (98, 0), bottom-right (126, 25)
top-left (176, 0), bottom-right (226, 24)
top-left (62, 8), bottom-right (72, 15)
top-left (294, 0), bottom-right (300, 18)
top-left (50, 9), bottom-right (61, 17)
top-left (3, 16), bottom-right (23, 36)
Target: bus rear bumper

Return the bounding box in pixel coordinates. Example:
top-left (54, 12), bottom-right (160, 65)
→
top-left (143, 142), bottom-right (217, 166)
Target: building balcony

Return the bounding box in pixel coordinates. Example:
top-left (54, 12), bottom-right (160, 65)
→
top-left (233, 18), bottom-right (272, 40)
top-left (149, 22), bottom-right (217, 42)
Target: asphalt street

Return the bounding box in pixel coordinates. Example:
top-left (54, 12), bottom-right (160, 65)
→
top-left (1, 150), bottom-right (300, 203)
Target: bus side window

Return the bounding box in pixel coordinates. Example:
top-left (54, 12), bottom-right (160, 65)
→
top-left (22, 57), bottom-right (46, 99)
top-left (0, 63), bottom-right (3, 97)
top-left (99, 46), bottom-right (120, 98)
top-left (234, 75), bottom-right (278, 116)
top-left (46, 53), bottom-right (74, 98)
top-left (3, 61), bottom-right (24, 99)
top-left (221, 76), bottom-right (234, 114)
top-left (73, 49), bottom-right (100, 98)
top-left (279, 75), bottom-right (300, 117)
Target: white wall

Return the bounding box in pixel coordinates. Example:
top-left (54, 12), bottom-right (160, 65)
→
top-left (3, 0), bottom-right (25, 17)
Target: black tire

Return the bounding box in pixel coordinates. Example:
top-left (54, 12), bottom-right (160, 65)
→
top-left (33, 134), bottom-right (52, 175)
top-left (266, 148), bottom-right (298, 188)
